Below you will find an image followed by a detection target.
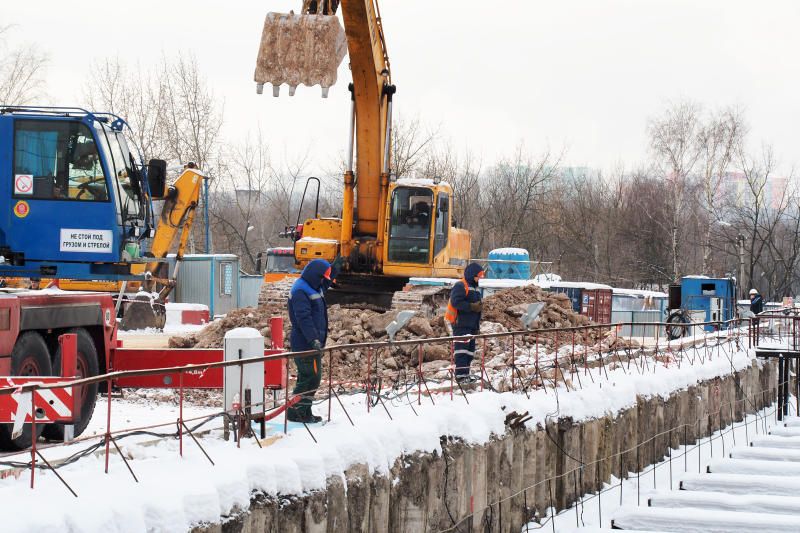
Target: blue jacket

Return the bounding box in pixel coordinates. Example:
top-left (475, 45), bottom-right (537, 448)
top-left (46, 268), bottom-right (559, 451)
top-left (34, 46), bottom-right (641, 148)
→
top-left (450, 262), bottom-right (483, 331)
top-left (750, 295), bottom-right (764, 315)
top-left (288, 259), bottom-right (330, 351)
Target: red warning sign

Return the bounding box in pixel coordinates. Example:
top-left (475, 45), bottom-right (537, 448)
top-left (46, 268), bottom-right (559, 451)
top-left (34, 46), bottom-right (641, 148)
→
top-left (13, 201), bottom-right (29, 218)
top-left (14, 174), bottom-right (33, 195)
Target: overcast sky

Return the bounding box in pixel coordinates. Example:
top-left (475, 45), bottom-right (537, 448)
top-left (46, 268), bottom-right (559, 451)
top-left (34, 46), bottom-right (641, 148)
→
top-left (5, 0), bottom-right (800, 176)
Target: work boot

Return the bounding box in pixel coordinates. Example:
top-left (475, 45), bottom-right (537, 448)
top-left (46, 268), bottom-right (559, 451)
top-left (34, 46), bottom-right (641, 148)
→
top-left (308, 414), bottom-right (323, 424)
top-left (287, 406), bottom-right (310, 423)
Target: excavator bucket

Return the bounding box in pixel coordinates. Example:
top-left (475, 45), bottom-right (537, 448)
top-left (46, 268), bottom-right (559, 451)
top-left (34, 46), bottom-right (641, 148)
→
top-left (120, 293), bottom-right (167, 331)
top-left (254, 12), bottom-right (347, 97)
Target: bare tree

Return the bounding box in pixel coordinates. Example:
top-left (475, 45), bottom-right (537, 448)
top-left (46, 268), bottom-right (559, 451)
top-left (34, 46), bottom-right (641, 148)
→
top-left (0, 25), bottom-right (48, 105)
top-left (83, 58), bottom-right (168, 161)
top-left (696, 106), bottom-right (745, 273)
top-left (648, 100), bottom-right (703, 279)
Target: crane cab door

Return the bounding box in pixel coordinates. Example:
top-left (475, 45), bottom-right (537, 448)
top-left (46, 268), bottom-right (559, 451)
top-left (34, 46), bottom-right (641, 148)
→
top-left (5, 118), bottom-right (120, 266)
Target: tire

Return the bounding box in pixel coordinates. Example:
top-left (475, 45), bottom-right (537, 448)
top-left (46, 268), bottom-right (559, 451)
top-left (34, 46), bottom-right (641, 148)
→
top-left (42, 328), bottom-right (99, 441)
top-left (665, 311), bottom-right (688, 340)
top-left (0, 332), bottom-right (53, 450)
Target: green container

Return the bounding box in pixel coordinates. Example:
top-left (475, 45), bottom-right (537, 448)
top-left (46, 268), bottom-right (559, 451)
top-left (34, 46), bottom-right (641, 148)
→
top-left (125, 242), bottom-right (140, 259)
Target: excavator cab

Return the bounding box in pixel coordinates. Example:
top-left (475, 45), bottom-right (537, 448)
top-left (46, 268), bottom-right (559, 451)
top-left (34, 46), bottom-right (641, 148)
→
top-left (0, 107), bottom-right (159, 280)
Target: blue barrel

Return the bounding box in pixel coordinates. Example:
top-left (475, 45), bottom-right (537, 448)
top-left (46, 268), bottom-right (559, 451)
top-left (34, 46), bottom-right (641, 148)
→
top-left (486, 248), bottom-right (531, 280)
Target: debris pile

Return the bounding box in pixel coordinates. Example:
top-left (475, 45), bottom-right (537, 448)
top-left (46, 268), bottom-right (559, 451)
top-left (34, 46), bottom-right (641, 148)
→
top-left (168, 284), bottom-right (641, 389)
top-left (168, 305), bottom-right (288, 349)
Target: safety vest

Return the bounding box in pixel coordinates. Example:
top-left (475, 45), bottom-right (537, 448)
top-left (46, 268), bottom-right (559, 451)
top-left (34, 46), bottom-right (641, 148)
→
top-left (445, 279), bottom-right (469, 324)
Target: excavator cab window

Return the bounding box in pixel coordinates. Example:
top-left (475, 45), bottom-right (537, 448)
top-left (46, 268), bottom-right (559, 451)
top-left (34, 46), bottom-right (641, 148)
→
top-left (434, 193), bottom-right (449, 257)
top-left (13, 120), bottom-right (109, 202)
top-left (388, 187), bottom-right (433, 264)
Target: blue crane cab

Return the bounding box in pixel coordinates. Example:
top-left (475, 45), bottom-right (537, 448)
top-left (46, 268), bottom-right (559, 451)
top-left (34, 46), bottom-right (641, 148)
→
top-left (0, 107), bottom-right (167, 280)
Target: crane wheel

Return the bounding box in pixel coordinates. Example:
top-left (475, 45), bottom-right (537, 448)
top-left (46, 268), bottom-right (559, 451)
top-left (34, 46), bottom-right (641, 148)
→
top-left (0, 332), bottom-right (53, 450)
top-left (41, 328), bottom-right (99, 441)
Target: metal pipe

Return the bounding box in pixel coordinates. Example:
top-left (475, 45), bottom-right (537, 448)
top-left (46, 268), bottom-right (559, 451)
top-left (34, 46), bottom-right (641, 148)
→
top-left (382, 96), bottom-right (393, 175)
top-left (346, 95), bottom-right (356, 173)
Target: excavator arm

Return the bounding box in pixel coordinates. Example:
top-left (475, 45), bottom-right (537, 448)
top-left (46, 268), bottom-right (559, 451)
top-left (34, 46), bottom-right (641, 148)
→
top-left (143, 167), bottom-right (204, 297)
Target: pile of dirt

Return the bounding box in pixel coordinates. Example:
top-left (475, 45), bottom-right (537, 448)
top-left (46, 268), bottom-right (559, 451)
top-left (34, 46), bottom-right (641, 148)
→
top-left (168, 305), bottom-right (289, 349)
top-left (167, 284), bottom-right (642, 389)
top-left (482, 285), bottom-right (590, 330)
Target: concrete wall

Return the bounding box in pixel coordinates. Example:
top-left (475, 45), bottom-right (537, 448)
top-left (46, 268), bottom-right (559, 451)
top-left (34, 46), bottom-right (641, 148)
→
top-left (194, 360), bottom-right (776, 533)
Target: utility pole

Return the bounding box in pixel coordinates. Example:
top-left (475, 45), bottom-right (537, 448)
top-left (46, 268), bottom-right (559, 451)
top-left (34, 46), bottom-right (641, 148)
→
top-left (204, 176), bottom-right (211, 253)
top-left (737, 233), bottom-right (745, 301)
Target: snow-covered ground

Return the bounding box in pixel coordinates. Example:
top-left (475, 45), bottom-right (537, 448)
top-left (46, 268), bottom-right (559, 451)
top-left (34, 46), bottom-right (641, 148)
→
top-left (0, 340), bottom-right (759, 532)
top-left (542, 403), bottom-right (782, 532)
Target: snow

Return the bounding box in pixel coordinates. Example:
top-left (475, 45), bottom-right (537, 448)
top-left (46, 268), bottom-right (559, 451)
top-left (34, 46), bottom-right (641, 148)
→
top-left (489, 247), bottom-right (529, 256)
top-left (117, 323), bottom-right (206, 338)
top-left (166, 303), bottom-right (209, 312)
top-left (707, 457), bottom-right (800, 476)
top-left (534, 273), bottom-right (561, 283)
top-left (679, 472), bottom-right (800, 495)
top-left (647, 489), bottom-right (800, 517)
top-left (536, 280), bottom-right (613, 290)
top-left (729, 446), bottom-right (800, 462)
top-left (296, 237), bottom-right (339, 243)
top-left (408, 277), bottom-right (459, 286)
top-left (750, 434), bottom-right (800, 448)
top-left (612, 288), bottom-right (668, 298)
top-left (611, 505), bottom-right (799, 532)
top-left (527, 388), bottom-right (785, 532)
top-left (223, 327), bottom-right (262, 339)
top-left (0, 341), bottom-right (762, 531)
top-left (395, 177), bottom-right (451, 188)
top-left (479, 279), bottom-right (536, 289)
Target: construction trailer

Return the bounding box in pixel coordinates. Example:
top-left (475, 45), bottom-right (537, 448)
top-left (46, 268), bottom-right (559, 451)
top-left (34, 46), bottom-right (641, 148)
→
top-left (168, 254), bottom-right (240, 318)
top-left (611, 288), bottom-right (668, 338)
top-left (670, 276), bottom-right (737, 330)
top-left (544, 282), bottom-right (614, 324)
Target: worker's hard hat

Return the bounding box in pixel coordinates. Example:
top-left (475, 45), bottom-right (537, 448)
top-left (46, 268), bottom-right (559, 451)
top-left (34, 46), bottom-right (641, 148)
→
top-left (323, 267), bottom-right (332, 280)
top-left (749, 288), bottom-right (758, 295)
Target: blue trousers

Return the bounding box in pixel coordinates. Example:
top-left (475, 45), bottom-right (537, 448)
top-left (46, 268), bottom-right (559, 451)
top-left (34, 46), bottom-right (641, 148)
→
top-left (453, 327), bottom-right (477, 377)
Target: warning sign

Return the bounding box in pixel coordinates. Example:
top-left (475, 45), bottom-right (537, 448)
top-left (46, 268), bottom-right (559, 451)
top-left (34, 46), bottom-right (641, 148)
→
top-left (14, 174), bottom-right (33, 196)
top-left (59, 229), bottom-right (113, 254)
top-left (13, 201), bottom-right (29, 218)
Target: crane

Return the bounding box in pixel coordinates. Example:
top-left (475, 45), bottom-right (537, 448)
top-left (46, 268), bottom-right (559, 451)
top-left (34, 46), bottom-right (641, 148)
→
top-left (255, 0), bottom-right (471, 310)
top-left (0, 106), bottom-right (201, 328)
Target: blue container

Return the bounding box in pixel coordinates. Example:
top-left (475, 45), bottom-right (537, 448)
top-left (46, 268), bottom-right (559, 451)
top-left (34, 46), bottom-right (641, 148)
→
top-left (679, 276), bottom-right (737, 331)
top-left (549, 286), bottom-right (583, 313)
top-left (486, 248), bottom-right (530, 280)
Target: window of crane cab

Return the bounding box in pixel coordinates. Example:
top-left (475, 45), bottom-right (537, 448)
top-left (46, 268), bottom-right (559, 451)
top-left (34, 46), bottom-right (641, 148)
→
top-left (434, 193), bottom-right (449, 256)
top-left (388, 187), bottom-right (433, 264)
top-left (13, 119), bottom-right (109, 202)
top-left (93, 124), bottom-right (140, 217)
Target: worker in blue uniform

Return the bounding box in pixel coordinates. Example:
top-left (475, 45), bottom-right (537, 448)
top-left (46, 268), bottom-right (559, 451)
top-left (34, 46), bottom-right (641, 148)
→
top-left (445, 262), bottom-right (485, 383)
top-left (749, 288), bottom-right (764, 315)
top-left (287, 257), bottom-right (342, 423)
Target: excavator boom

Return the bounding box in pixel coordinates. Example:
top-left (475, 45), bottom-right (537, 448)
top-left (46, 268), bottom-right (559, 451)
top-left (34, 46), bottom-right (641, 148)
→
top-left (255, 1), bottom-right (471, 311)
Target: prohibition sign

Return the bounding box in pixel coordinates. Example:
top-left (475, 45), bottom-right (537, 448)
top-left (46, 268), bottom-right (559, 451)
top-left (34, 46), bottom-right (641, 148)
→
top-left (14, 174), bottom-right (33, 195)
top-left (13, 201), bottom-right (30, 218)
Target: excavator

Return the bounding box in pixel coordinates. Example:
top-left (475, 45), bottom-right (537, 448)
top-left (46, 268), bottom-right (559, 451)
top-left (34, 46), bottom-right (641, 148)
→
top-left (0, 106), bottom-right (202, 329)
top-left (255, 0), bottom-right (471, 311)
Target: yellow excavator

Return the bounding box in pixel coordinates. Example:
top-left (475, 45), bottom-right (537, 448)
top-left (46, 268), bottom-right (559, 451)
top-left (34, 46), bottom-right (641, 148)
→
top-left (255, 0), bottom-right (471, 310)
top-left (58, 166), bottom-right (204, 329)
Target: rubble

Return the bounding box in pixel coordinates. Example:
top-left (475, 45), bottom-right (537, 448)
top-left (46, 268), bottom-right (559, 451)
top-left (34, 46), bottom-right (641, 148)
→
top-left (168, 284), bottom-right (642, 389)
